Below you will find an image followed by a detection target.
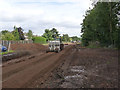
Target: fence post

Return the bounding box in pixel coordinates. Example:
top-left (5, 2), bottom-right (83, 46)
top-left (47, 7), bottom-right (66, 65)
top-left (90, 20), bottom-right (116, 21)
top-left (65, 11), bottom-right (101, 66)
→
top-left (8, 41), bottom-right (11, 52)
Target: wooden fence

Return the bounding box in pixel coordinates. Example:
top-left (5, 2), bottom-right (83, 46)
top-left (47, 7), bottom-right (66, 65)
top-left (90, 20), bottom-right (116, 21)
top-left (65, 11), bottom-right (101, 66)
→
top-left (0, 40), bottom-right (33, 51)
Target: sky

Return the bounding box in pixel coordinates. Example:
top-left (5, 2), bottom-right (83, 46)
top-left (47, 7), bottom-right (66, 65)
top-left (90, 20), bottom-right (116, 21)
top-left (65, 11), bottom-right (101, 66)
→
top-left (0, 0), bottom-right (93, 37)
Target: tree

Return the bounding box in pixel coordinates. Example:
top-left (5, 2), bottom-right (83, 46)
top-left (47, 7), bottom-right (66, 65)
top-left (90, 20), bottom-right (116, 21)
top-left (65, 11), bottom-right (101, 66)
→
top-left (71, 36), bottom-right (80, 41)
top-left (51, 28), bottom-right (60, 39)
top-left (27, 30), bottom-right (33, 39)
top-left (2, 32), bottom-right (15, 40)
top-left (12, 26), bottom-right (20, 40)
top-left (81, 2), bottom-right (120, 47)
top-left (42, 29), bottom-right (53, 41)
top-left (62, 34), bottom-right (70, 42)
top-left (42, 28), bottom-right (60, 41)
top-left (1, 30), bottom-right (9, 35)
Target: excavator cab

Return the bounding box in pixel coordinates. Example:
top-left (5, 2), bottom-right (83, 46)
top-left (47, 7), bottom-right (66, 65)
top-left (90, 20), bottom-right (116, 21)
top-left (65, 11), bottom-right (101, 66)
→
top-left (46, 37), bottom-right (64, 53)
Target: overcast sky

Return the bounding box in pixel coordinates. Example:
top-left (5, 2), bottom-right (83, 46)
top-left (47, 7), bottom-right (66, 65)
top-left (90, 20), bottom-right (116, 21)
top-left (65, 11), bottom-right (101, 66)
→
top-left (0, 0), bottom-right (92, 37)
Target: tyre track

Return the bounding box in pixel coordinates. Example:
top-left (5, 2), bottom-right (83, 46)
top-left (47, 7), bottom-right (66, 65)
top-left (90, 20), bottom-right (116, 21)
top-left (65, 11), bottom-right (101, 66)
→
top-left (2, 45), bottom-right (73, 88)
top-left (3, 45), bottom-right (73, 88)
top-left (24, 45), bottom-right (74, 88)
top-left (3, 53), bottom-right (55, 81)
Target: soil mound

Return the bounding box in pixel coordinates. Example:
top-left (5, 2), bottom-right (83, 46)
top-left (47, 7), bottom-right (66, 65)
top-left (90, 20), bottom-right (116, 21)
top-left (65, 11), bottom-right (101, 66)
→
top-left (10, 43), bottom-right (46, 52)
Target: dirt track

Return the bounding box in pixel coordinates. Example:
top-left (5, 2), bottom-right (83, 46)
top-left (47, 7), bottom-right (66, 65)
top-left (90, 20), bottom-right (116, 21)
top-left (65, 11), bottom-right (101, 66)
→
top-left (2, 44), bottom-right (118, 88)
top-left (2, 45), bottom-right (74, 88)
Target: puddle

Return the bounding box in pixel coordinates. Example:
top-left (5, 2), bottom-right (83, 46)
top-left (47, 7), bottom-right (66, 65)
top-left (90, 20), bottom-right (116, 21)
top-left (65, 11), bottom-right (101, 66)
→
top-left (65, 74), bottom-right (83, 79)
top-left (71, 66), bottom-right (85, 69)
top-left (70, 66), bottom-right (85, 73)
top-left (63, 74), bottom-right (85, 88)
top-left (62, 65), bottom-right (87, 88)
top-left (71, 69), bottom-right (84, 73)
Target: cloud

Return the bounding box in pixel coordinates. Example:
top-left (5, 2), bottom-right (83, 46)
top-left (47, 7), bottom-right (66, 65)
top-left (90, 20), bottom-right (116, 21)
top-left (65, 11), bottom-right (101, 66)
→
top-left (0, 0), bottom-right (92, 37)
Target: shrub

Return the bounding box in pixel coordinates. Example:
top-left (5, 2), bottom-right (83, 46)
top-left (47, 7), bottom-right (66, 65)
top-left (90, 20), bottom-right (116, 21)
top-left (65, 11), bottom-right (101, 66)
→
top-left (32, 36), bottom-right (46, 44)
top-left (87, 41), bottom-right (100, 48)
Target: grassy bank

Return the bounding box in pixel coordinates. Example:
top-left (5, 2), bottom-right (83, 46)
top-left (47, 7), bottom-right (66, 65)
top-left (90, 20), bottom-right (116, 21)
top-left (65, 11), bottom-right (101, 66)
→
top-left (0, 50), bottom-right (14, 55)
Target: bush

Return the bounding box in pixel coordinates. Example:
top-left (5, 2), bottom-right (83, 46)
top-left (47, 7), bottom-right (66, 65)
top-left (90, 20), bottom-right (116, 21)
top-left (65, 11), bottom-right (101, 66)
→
top-left (87, 41), bottom-right (100, 48)
top-left (2, 32), bottom-right (15, 40)
top-left (32, 36), bottom-right (46, 44)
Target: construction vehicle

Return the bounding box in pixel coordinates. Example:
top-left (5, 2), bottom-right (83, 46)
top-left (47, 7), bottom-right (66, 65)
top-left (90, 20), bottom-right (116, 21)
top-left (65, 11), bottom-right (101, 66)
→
top-left (46, 37), bottom-right (64, 53)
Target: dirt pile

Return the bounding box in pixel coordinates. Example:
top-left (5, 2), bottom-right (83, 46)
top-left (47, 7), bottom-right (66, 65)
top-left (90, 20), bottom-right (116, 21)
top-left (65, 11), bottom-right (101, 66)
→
top-left (2, 43), bottom-right (47, 62)
top-left (2, 51), bottom-right (30, 62)
top-left (10, 43), bottom-right (47, 52)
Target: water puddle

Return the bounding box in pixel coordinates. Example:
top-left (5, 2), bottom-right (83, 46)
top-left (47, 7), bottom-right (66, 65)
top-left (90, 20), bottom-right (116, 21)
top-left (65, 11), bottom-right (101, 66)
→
top-left (61, 66), bottom-right (87, 88)
top-left (71, 66), bottom-right (85, 73)
top-left (65, 74), bottom-right (83, 79)
top-left (64, 66), bottom-right (86, 80)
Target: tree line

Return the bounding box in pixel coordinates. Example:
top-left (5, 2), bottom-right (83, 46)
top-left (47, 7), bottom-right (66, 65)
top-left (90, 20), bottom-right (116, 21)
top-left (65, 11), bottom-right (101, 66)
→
top-left (1, 26), bottom-right (33, 41)
top-left (1, 27), bottom-right (81, 44)
top-left (42, 28), bottom-right (81, 42)
top-left (81, 2), bottom-right (120, 48)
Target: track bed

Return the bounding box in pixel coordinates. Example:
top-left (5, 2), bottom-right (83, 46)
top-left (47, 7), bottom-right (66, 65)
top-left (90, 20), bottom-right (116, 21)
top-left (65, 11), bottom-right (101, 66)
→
top-left (2, 44), bottom-right (118, 88)
top-left (2, 45), bottom-right (73, 88)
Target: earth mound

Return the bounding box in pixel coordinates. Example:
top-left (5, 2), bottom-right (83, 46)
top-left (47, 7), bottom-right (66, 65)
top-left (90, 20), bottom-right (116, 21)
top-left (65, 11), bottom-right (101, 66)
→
top-left (10, 43), bottom-right (47, 52)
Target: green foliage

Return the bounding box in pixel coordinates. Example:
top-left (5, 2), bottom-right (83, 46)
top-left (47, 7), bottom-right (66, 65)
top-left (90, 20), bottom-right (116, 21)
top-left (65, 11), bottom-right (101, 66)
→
top-left (81, 2), bottom-right (120, 48)
top-left (42, 28), bottom-right (60, 41)
top-left (62, 34), bottom-right (70, 42)
top-left (0, 50), bottom-right (14, 55)
top-left (27, 30), bottom-right (33, 39)
top-left (1, 26), bottom-right (26, 41)
top-left (2, 32), bottom-right (15, 40)
top-left (86, 42), bottom-right (100, 48)
top-left (42, 29), bottom-right (53, 41)
top-left (12, 26), bottom-right (21, 40)
top-left (32, 36), bottom-right (46, 44)
top-left (51, 28), bottom-right (60, 38)
top-left (1, 30), bottom-right (9, 35)
top-left (71, 36), bottom-right (81, 41)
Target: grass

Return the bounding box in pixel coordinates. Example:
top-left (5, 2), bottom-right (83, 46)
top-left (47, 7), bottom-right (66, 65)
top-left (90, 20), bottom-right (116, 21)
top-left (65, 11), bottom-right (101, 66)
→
top-left (63, 42), bottom-right (73, 44)
top-left (0, 50), bottom-right (14, 55)
top-left (42, 43), bottom-right (48, 45)
top-left (86, 45), bottom-right (100, 48)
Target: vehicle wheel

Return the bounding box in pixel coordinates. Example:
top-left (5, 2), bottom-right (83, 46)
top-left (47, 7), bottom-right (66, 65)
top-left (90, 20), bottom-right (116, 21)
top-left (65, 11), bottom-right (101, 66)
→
top-left (56, 50), bottom-right (60, 53)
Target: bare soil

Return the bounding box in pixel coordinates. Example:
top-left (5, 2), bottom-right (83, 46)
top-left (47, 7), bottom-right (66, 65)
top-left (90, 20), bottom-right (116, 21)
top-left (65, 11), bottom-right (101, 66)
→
top-left (2, 43), bottom-right (47, 62)
top-left (2, 44), bottom-right (118, 88)
top-left (10, 43), bottom-right (47, 53)
top-left (40, 45), bottom-right (118, 88)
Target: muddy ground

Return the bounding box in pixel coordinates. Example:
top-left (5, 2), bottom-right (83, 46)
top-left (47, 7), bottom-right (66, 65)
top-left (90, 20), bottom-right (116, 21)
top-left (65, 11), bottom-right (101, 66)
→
top-left (2, 44), bottom-right (118, 88)
top-left (2, 43), bottom-right (47, 62)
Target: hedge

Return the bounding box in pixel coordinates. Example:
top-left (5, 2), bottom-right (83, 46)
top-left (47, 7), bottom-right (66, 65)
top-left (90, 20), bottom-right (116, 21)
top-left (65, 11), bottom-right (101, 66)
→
top-left (32, 36), bottom-right (46, 44)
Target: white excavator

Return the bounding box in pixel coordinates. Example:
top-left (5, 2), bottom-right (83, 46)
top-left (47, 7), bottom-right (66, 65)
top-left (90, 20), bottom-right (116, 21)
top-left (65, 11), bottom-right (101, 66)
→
top-left (46, 37), bottom-right (64, 53)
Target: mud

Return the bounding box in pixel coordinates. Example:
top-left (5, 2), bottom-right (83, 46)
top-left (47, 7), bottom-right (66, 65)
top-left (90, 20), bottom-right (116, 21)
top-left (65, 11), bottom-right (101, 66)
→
top-left (2, 43), bottom-right (47, 62)
top-left (2, 44), bottom-right (118, 88)
top-left (2, 51), bottom-right (30, 62)
top-left (10, 43), bottom-right (47, 53)
top-left (2, 45), bottom-right (73, 88)
top-left (40, 45), bottom-right (118, 88)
